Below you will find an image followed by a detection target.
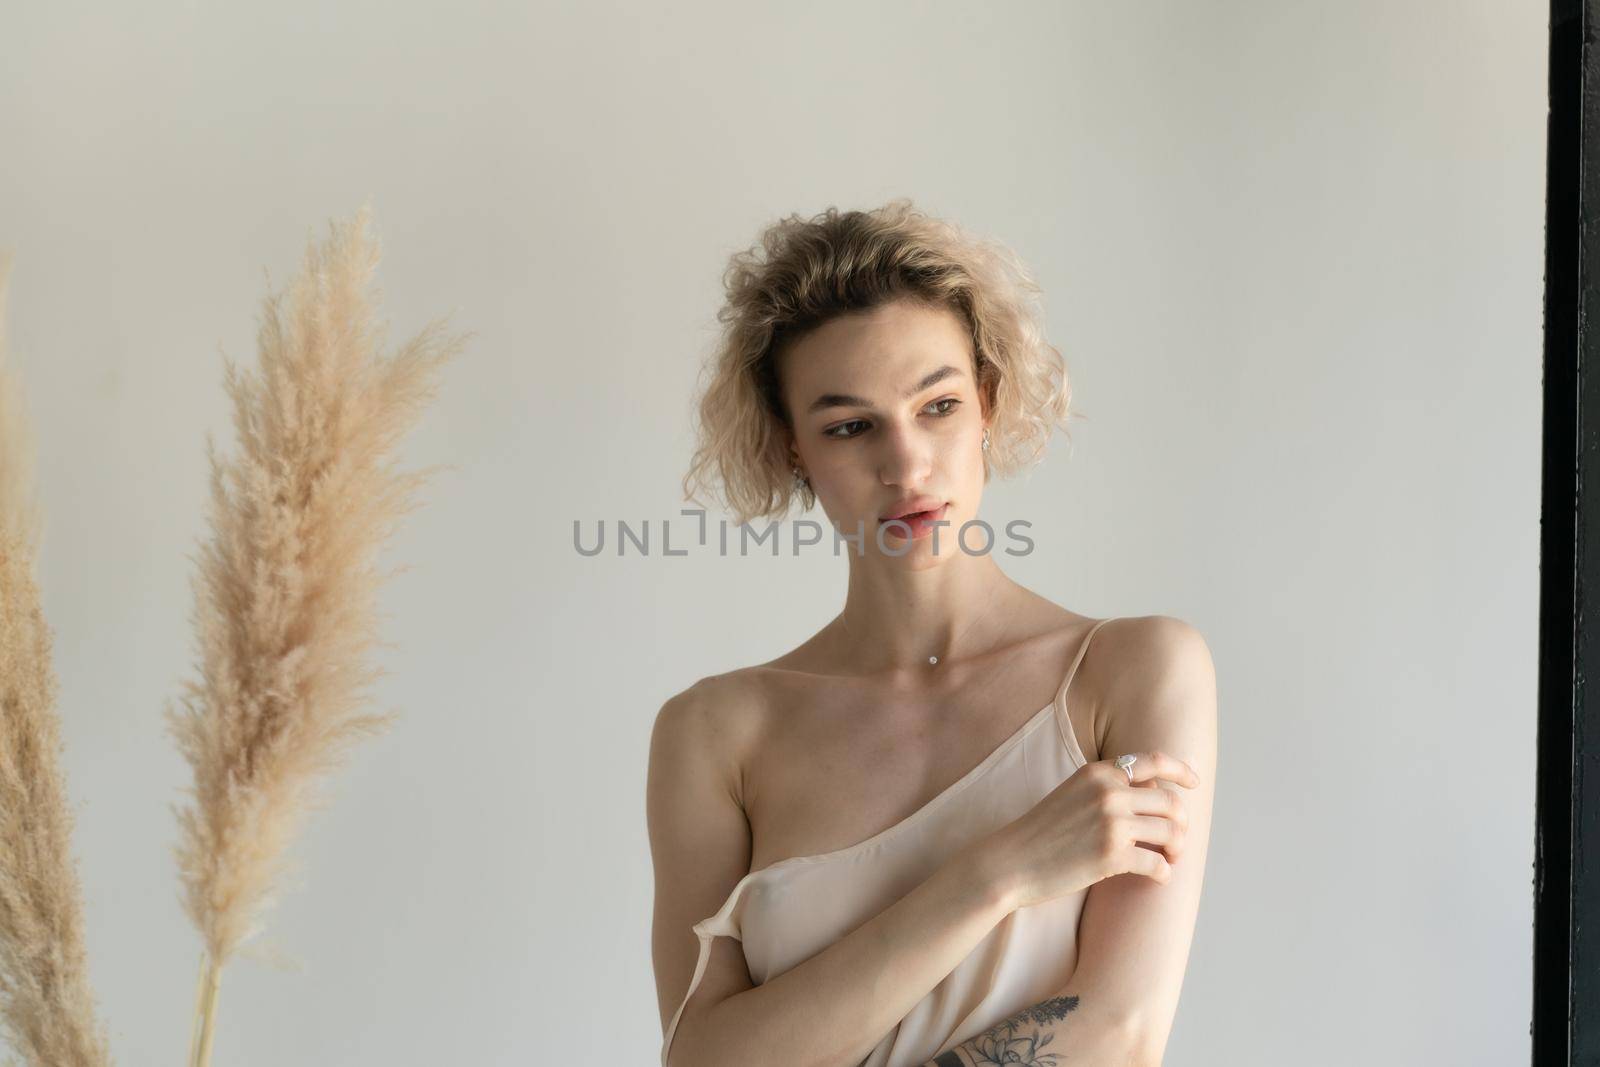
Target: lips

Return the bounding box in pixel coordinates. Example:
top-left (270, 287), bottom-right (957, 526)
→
top-left (878, 502), bottom-right (950, 535)
top-left (880, 497), bottom-right (946, 522)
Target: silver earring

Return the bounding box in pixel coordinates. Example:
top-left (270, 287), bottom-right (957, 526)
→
top-left (981, 427), bottom-right (991, 452)
top-left (792, 466), bottom-right (808, 491)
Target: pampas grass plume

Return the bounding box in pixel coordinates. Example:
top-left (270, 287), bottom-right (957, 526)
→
top-left (0, 254), bottom-right (115, 1066)
top-left (165, 205), bottom-right (467, 1065)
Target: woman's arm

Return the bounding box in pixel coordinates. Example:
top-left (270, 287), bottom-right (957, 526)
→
top-left (651, 679), bottom-right (1026, 1067)
top-left (676, 844), bottom-right (1020, 1067)
top-left (919, 616), bottom-right (1219, 1067)
top-left (651, 676), bottom-right (1154, 1067)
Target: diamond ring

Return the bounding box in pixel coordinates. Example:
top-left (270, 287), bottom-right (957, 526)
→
top-left (1115, 753), bottom-right (1137, 784)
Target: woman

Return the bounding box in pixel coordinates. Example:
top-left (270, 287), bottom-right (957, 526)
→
top-left (649, 200), bottom-right (1216, 1067)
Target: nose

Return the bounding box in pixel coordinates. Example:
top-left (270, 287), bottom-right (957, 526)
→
top-left (876, 418), bottom-right (936, 490)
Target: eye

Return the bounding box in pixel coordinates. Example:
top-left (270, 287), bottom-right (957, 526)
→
top-left (823, 398), bottom-right (962, 440)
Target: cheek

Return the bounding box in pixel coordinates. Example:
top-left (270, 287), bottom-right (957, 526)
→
top-left (825, 465), bottom-right (894, 511)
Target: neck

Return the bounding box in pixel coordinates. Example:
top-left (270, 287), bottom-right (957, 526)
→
top-left (832, 555), bottom-right (1021, 676)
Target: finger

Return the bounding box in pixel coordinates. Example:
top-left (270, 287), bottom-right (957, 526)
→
top-left (1124, 786), bottom-right (1188, 827)
top-left (1133, 837), bottom-right (1185, 865)
top-left (1126, 814), bottom-right (1181, 848)
top-left (1126, 843), bottom-right (1174, 884)
top-left (1111, 750), bottom-right (1199, 789)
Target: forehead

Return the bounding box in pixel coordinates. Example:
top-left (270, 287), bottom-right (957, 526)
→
top-left (779, 299), bottom-right (973, 396)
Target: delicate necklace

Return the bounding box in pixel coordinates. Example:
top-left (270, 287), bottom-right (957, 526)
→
top-left (839, 583), bottom-right (1005, 667)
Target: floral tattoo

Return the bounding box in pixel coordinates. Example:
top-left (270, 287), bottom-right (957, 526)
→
top-left (929, 994), bottom-right (1081, 1066)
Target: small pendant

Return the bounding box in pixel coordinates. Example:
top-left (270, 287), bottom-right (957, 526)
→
top-left (929, 655), bottom-right (939, 665)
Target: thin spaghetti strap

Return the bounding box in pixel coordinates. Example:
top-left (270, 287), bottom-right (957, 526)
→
top-left (1052, 617), bottom-right (1115, 768)
top-left (1054, 617), bottom-right (1114, 707)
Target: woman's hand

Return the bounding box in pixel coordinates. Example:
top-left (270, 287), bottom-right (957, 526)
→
top-left (983, 751), bottom-right (1201, 911)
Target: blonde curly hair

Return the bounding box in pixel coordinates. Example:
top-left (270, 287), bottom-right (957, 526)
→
top-left (682, 199), bottom-right (1075, 527)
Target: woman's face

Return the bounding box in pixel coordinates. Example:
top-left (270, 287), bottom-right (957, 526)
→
top-left (779, 298), bottom-right (989, 564)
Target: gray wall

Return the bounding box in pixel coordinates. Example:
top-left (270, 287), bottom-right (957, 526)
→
top-left (0, 2), bottom-right (1542, 1064)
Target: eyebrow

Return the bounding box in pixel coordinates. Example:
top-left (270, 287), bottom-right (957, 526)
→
top-left (805, 364), bottom-right (966, 415)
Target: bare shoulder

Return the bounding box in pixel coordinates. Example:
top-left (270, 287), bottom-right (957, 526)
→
top-left (1088, 614), bottom-right (1215, 686)
top-left (1079, 615), bottom-right (1218, 761)
top-left (648, 669), bottom-right (770, 805)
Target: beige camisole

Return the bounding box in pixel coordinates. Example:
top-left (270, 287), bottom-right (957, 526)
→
top-left (661, 617), bottom-right (1113, 1067)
